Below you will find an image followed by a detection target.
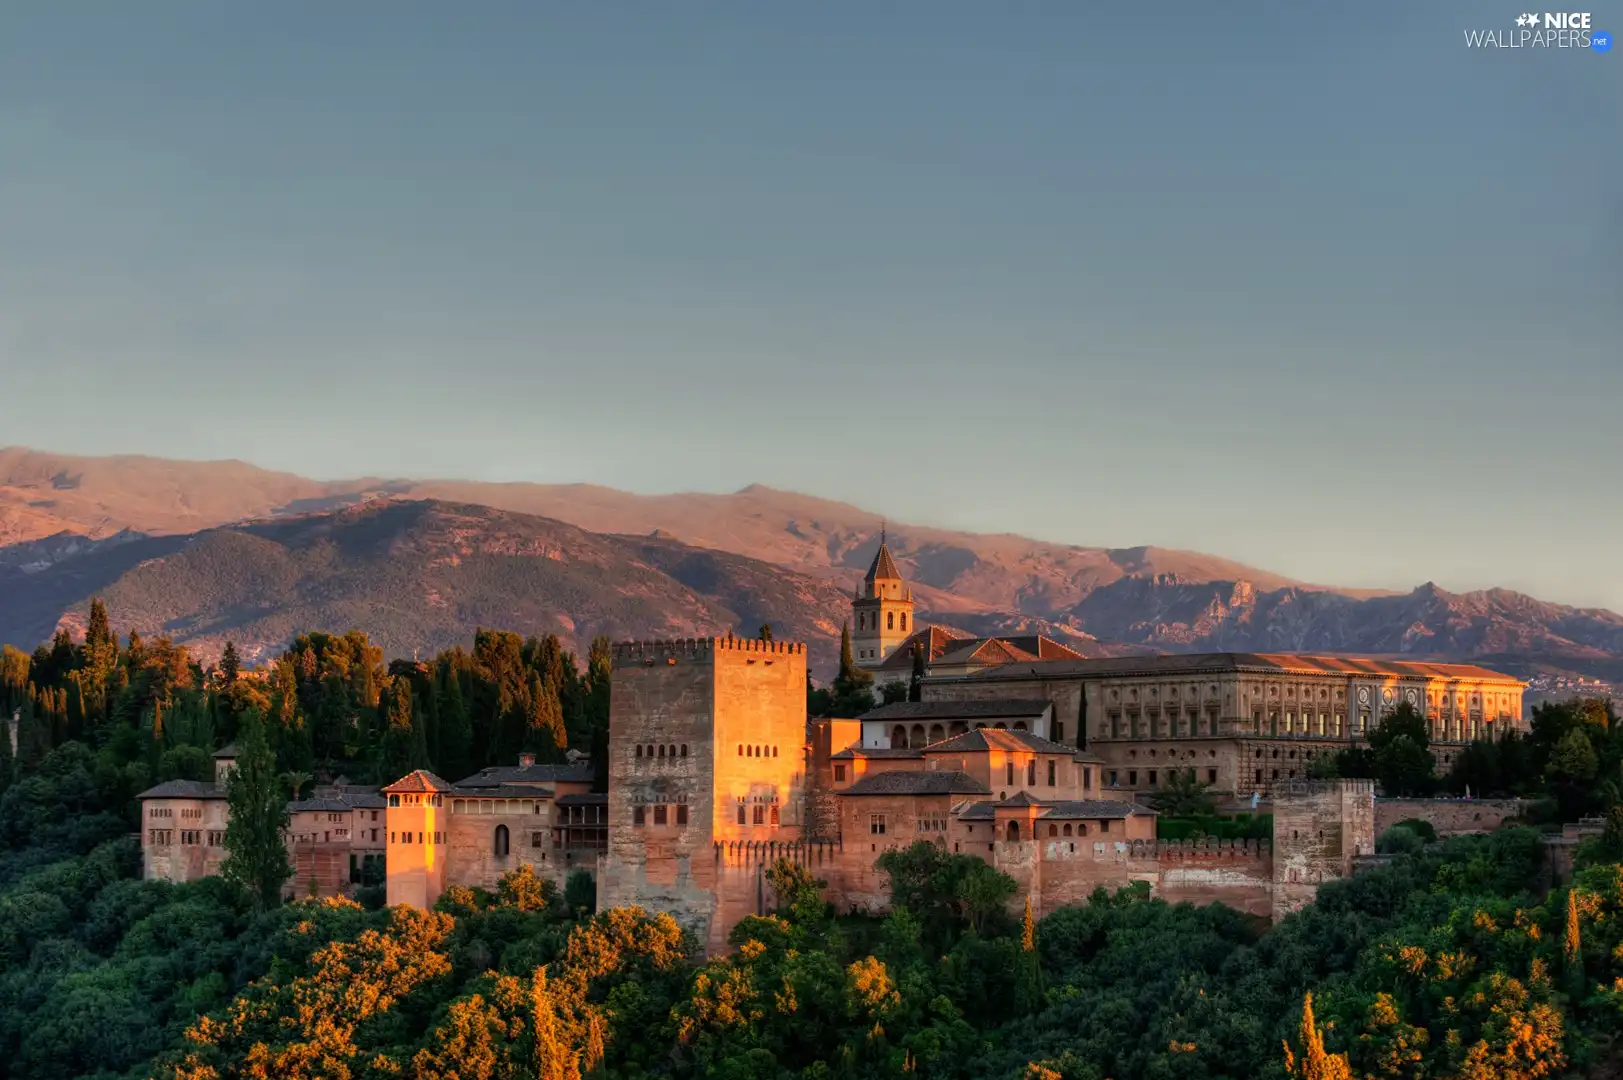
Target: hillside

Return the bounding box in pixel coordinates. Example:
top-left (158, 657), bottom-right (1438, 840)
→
top-left (4, 447), bottom-right (1623, 682)
top-left (0, 447), bottom-right (1372, 616)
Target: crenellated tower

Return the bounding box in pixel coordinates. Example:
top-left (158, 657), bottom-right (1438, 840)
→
top-left (597, 635), bottom-right (809, 953)
top-left (851, 528), bottom-right (915, 672)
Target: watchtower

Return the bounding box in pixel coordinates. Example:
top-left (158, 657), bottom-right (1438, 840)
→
top-left (597, 635), bottom-right (809, 951)
top-left (851, 530), bottom-right (914, 671)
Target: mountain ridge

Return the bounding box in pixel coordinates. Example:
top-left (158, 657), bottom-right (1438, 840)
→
top-left (3, 447), bottom-right (1621, 687)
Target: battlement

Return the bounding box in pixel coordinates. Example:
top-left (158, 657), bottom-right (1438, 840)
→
top-left (611, 636), bottom-right (807, 668)
top-left (1273, 778), bottom-right (1375, 799)
top-left (1031, 837), bottom-right (1271, 862)
top-left (715, 838), bottom-right (844, 867)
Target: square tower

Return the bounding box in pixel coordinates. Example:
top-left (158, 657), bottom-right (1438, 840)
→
top-left (852, 534), bottom-right (915, 670)
top-left (597, 636), bottom-right (808, 950)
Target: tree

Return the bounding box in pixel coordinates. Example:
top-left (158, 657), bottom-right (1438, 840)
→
top-left (1367, 703), bottom-right (1435, 796)
top-left (1283, 993), bottom-right (1351, 1080)
top-left (1149, 769), bottom-right (1218, 818)
top-left (438, 667), bottom-right (474, 782)
top-left (908, 642), bottom-right (926, 702)
top-left (831, 621), bottom-right (875, 716)
top-left (879, 680), bottom-right (909, 705)
top-left (220, 641), bottom-right (241, 685)
top-left (758, 624), bottom-right (773, 643)
top-left (220, 709), bottom-right (292, 911)
top-left (382, 677), bottom-right (427, 778)
top-left (525, 674), bottom-right (567, 762)
top-left (1546, 727), bottom-right (1600, 819)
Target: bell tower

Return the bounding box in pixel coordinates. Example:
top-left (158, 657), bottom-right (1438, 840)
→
top-left (851, 526), bottom-right (914, 672)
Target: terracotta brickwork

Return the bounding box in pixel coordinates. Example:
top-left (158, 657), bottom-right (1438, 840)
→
top-left (1375, 798), bottom-right (1526, 837)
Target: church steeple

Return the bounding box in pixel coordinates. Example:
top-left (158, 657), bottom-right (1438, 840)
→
top-left (852, 523), bottom-right (915, 672)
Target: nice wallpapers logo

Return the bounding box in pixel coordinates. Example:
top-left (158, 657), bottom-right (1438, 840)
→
top-left (1464, 11), bottom-right (1612, 50)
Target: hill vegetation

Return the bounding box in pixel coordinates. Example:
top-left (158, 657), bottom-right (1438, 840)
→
top-left (3, 599), bottom-right (1623, 1078)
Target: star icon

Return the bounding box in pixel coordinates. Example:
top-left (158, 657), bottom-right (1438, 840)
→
top-left (1517, 12), bottom-right (1540, 26)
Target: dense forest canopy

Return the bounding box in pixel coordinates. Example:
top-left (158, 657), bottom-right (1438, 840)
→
top-left (2, 601), bottom-right (1623, 1079)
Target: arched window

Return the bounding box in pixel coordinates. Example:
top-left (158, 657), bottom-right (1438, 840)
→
top-left (950, 722), bottom-right (969, 736)
top-left (1063, 823), bottom-right (1073, 836)
top-left (494, 824), bottom-right (510, 857)
top-left (910, 724), bottom-right (925, 746)
top-left (668, 744), bottom-right (676, 757)
top-left (737, 744), bottom-right (743, 755)
top-left (901, 614), bottom-right (908, 631)
top-left (1013, 721), bottom-right (1028, 732)
top-left (1006, 820), bottom-right (1020, 843)
top-left (994, 722), bottom-right (1007, 730)
top-left (635, 746), bottom-right (643, 759)
top-left (891, 725), bottom-right (908, 748)
top-left (1048, 824), bottom-right (1058, 837)
top-left (770, 806), bottom-right (780, 826)
top-left (680, 744), bottom-right (688, 758)
top-left (928, 723), bottom-right (945, 744)
top-left (1078, 823), bottom-right (1089, 835)
top-left (887, 612), bottom-right (894, 630)
top-left (657, 745), bottom-right (665, 758)
top-left (772, 746), bottom-right (778, 758)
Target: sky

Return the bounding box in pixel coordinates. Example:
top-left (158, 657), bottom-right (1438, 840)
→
top-left (1, 3), bottom-right (1619, 610)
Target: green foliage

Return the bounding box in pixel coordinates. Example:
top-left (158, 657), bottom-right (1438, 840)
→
top-left (1147, 768), bottom-right (1218, 817)
top-left (220, 710), bottom-right (291, 911)
top-left (1375, 824), bottom-right (1425, 855)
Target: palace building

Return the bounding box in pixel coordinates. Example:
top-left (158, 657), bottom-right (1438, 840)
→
top-left (134, 543), bottom-right (1528, 954)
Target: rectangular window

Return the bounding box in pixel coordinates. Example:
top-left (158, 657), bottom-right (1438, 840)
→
top-left (870, 814), bottom-right (886, 835)
top-left (753, 805), bottom-right (765, 825)
top-left (1053, 720), bottom-right (1064, 743)
top-left (1106, 770), bottom-right (1117, 786)
top-left (653, 805), bottom-right (667, 826)
top-left (677, 804), bottom-right (688, 826)
top-left (834, 764), bottom-right (846, 782)
top-left (633, 806), bottom-right (646, 826)
top-left (1207, 768), bottom-right (1218, 784)
top-left (532, 831), bottom-right (544, 848)
top-left (1006, 762), bottom-right (1015, 785)
top-left (1026, 761), bottom-right (1036, 786)
top-left (1047, 760), bottom-right (1056, 786)
top-left (1148, 770), bottom-right (1158, 786)
top-left (770, 806), bottom-right (780, 827)
top-left (1101, 820), bottom-right (1111, 833)
top-left (1083, 768), bottom-right (1093, 792)
top-left (1128, 770), bottom-right (1138, 786)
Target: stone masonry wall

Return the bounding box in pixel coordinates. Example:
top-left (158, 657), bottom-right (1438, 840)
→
top-left (1375, 798), bottom-right (1526, 837)
top-left (1271, 779), bottom-right (1375, 921)
top-left (599, 638), bottom-right (810, 954)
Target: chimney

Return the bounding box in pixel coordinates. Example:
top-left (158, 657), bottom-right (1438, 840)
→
top-left (518, 752), bottom-right (536, 769)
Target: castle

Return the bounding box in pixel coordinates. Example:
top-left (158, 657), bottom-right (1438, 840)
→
top-left (136, 537), bottom-right (1531, 953)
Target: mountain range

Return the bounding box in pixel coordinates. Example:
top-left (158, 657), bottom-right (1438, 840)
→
top-left (3, 446), bottom-right (1622, 685)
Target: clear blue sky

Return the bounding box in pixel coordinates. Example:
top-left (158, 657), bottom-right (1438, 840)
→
top-left (1, 3), bottom-right (1618, 609)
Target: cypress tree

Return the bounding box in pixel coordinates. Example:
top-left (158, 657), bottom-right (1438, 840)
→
top-left (525, 674), bottom-right (567, 761)
top-left (221, 641), bottom-right (241, 684)
top-left (759, 623), bottom-right (773, 643)
top-left (0, 708), bottom-right (14, 794)
top-left (438, 668), bottom-right (474, 781)
top-left (221, 710), bottom-right (292, 911)
top-left (381, 678), bottom-right (423, 777)
top-left (86, 598), bottom-right (111, 650)
top-left (908, 642), bottom-right (926, 702)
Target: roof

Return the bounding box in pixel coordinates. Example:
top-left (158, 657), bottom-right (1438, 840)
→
top-left (137, 779), bottom-right (226, 800)
top-left (955, 798), bottom-right (1153, 821)
top-left (831, 746), bottom-right (924, 760)
top-left (289, 797), bottom-right (356, 813)
top-left (859, 699), bottom-right (1054, 722)
top-left (920, 727), bottom-right (1078, 756)
top-left (556, 792), bottom-right (609, 806)
top-left (454, 762), bottom-right (596, 788)
top-left (1000, 790), bottom-right (1044, 807)
top-left (451, 783), bottom-right (554, 800)
top-left (940, 652), bottom-right (1524, 685)
top-left (872, 625), bottom-right (977, 671)
top-left (865, 540), bottom-right (902, 583)
top-left (382, 769), bottom-right (454, 794)
top-left (934, 639), bottom-right (1039, 667)
top-left (842, 770), bottom-right (992, 796)
top-left (341, 792), bottom-right (388, 809)
top-left (1039, 800), bottom-right (1158, 820)
top-left (212, 744), bottom-right (238, 759)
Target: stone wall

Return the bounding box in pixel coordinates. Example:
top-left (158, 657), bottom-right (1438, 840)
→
top-left (141, 797), bottom-right (229, 883)
top-left (598, 637), bottom-right (810, 954)
top-left (1271, 779), bottom-right (1375, 921)
top-left (1375, 798), bottom-right (1526, 837)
